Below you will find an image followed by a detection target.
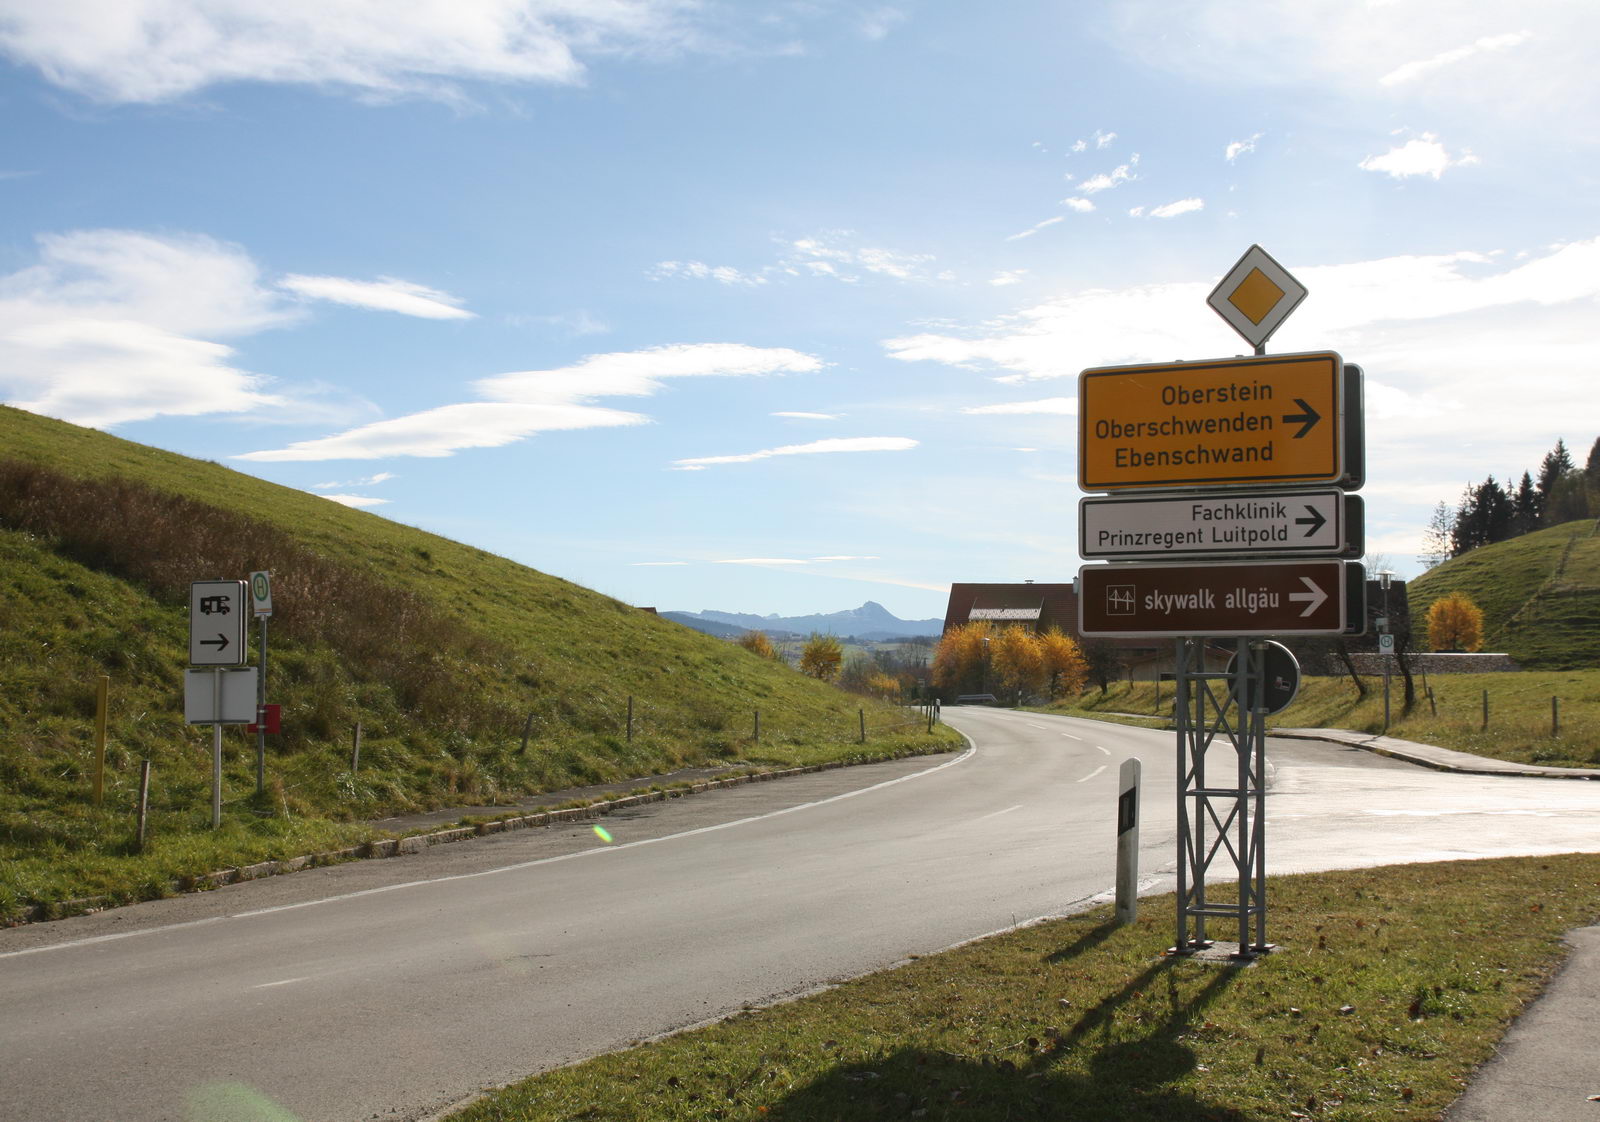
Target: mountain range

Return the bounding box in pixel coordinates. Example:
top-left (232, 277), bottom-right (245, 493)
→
top-left (663, 601), bottom-right (944, 641)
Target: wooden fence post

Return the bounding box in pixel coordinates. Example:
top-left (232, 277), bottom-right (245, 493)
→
top-left (135, 760), bottom-right (151, 854)
top-left (1552, 696), bottom-right (1560, 738)
top-left (93, 674), bottom-right (109, 807)
top-left (859, 709), bottom-right (866, 744)
top-left (351, 722), bottom-right (362, 772)
top-left (753, 709), bottom-right (760, 741)
top-left (1481, 690), bottom-right (1489, 731)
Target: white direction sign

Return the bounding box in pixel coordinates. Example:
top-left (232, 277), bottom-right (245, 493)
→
top-left (1079, 489), bottom-right (1361, 561)
top-left (189, 580), bottom-right (249, 666)
top-left (1207, 244), bottom-right (1307, 352)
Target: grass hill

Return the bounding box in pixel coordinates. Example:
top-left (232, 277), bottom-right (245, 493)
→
top-left (1405, 518), bottom-right (1600, 667)
top-left (0, 405), bottom-right (954, 920)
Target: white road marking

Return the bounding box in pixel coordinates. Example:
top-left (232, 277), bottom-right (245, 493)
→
top-left (1026, 722), bottom-right (1050, 730)
top-left (1, 745), bottom-right (979, 960)
top-left (254, 976), bottom-right (310, 989)
top-left (1060, 733), bottom-right (1082, 741)
top-left (968, 804), bottom-right (1024, 825)
top-left (1096, 745), bottom-right (1111, 756)
top-left (1076, 765), bottom-right (1107, 783)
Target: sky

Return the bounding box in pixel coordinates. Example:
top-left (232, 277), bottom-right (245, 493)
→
top-left (1, 0), bottom-right (1597, 622)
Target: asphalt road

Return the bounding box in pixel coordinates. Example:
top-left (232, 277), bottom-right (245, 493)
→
top-left (3, 709), bottom-right (1597, 1122)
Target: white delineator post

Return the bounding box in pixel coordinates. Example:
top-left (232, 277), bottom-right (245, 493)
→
top-left (1116, 757), bottom-right (1141, 925)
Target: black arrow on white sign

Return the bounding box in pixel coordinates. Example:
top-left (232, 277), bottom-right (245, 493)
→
top-left (1294, 504), bottom-right (1327, 537)
top-left (1282, 398), bottom-right (1321, 439)
top-left (200, 634), bottom-right (231, 652)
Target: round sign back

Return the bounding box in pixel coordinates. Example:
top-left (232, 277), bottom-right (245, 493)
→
top-left (1226, 640), bottom-right (1301, 716)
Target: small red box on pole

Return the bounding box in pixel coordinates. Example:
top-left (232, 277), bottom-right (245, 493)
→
top-left (247, 703), bottom-right (281, 735)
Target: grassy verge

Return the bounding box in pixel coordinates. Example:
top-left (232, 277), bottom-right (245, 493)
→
top-left (448, 854), bottom-right (1600, 1121)
top-left (1046, 670), bottom-right (1600, 768)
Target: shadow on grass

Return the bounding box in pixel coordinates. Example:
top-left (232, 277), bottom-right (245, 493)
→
top-left (772, 958), bottom-right (1257, 1121)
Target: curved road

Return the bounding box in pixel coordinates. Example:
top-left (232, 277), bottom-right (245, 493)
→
top-left (2, 709), bottom-right (1597, 1121)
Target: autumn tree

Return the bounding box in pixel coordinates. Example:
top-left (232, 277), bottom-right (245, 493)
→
top-left (1426, 592), bottom-right (1484, 653)
top-left (1038, 627), bottom-right (1089, 698)
top-left (989, 627), bottom-right (1046, 699)
top-left (799, 632), bottom-right (843, 681)
top-left (866, 671), bottom-right (902, 700)
top-left (737, 630), bottom-right (776, 659)
top-left (932, 620), bottom-right (995, 696)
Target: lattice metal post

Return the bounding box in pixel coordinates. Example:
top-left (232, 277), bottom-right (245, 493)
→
top-left (1173, 635), bottom-right (1272, 959)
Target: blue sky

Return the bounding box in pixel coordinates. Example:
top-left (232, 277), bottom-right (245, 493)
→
top-left (2, 1), bottom-right (1597, 621)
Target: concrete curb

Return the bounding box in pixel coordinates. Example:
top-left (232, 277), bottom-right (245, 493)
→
top-left (1268, 728), bottom-right (1600, 780)
top-left (14, 753), bottom-right (944, 927)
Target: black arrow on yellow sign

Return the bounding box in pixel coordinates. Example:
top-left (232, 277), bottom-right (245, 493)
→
top-left (1282, 398), bottom-right (1321, 439)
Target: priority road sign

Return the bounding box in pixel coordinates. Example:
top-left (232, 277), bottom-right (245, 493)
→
top-left (1207, 244), bottom-right (1308, 352)
top-left (190, 580), bottom-right (249, 666)
top-left (1079, 351), bottom-right (1350, 493)
top-left (1077, 559), bottom-right (1360, 638)
top-left (1079, 489), bottom-right (1363, 560)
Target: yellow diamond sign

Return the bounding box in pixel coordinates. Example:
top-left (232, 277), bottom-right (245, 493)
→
top-left (1208, 245), bottom-right (1307, 351)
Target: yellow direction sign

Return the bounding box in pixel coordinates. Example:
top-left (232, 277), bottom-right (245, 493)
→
top-left (1207, 244), bottom-right (1307, 352)
top-left (1078, 350), bottom-right (1345, 492)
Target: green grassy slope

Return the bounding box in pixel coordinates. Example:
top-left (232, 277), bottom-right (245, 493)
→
top-left (0, 406), bottom-right (955, 918)
top-left (1406, 518), bottom-right (1600, 667)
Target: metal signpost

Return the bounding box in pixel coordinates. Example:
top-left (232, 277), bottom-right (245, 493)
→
top-left (187, 580), bottom-right (249, 828)
top-left (249, 571), bottom-right (273, 796)
top-left (1075, 245), bottom-right (1366, 960)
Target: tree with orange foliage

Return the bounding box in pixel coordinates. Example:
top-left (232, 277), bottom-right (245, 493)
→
top-left (1038, 627), bottom-right (1089, 698)
top-left (1426, 592), bottom-right (1484, 652)
top-left (990, 626), bottom-right (1046, 699)
top-left (737, 630), bottom-right (776, 659)
top-left (932, 620), bottom-right (994, 696)
top-left (799, 632), bottom-right (844, 680)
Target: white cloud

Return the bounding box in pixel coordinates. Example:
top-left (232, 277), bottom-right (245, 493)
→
top-left (0, 229), bottom-right (295, 426)
top-left (1225, 133), bottom-right (1263, 162)
top-left (772, 411), bottom-right (839, 419)
top-left (1005, 216), bottom-right (1064, 242)
top-left (858, 7), bottom-right (907, 41)
top-left (278, 275), bottom-right (474, 319)
top-left (1061, 197), bottom-right (1096, 213)
top-left (1077, 162), bottom-right (1138, 193)
top-left (0, 0), bottom-right (704, 104)
top-left (651, 260), bottom-right (770, 286)
top-left (962, 397), bottom-right (1077, 416)
top-left (781, 234), bottom-right (938, 283)
top-left (673, 435), bottom-right (919, 469)
top-left (1100, 3), bottom-right (1598, 136)
top-left (1094, 129), bottom-right (1117, 148)
top-left (311, 471), bottom-right (395, 490)
top-left (1380, 31), bottom-right (1534, 87)
top-left (1141, 197), bottom-right (1205, 219)
top-left (1359, 134), bottom-right (1478, 179)
top-left (321, 493), bottom-right (390, 508)
top-left (239, 343), bottom-right (824, 461)
top-left (712, 557), bottom-right (810, 566)
top-left (1070, 139), bottom-right (1087, 153)
top-left (631, 561), bottom-right (690, 567)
